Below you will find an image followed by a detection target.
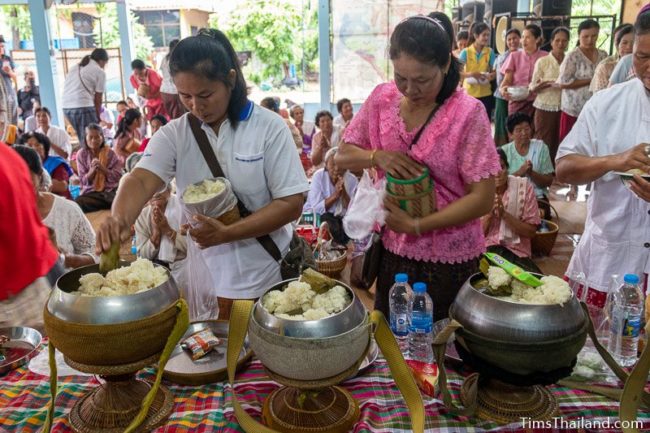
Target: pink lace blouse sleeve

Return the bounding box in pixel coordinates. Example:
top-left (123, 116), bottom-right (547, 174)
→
top-left (342, 84), bottom-right (385, 150)
top-left (457, 104), bottom-right (501, 184)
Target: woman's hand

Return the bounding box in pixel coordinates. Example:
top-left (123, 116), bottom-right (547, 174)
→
top-left (613, 143), bottom-right (650, 174)
top-left (383, 197), bottom-right (417, 235)
top-left (514, 160), bottom-right (532, 177)
top-left (185, 214), bottom-right (231, 249)
top-left (96, 215), bottom-right (131, 254)
top-left (500, 88), bottom-right (511, 100)
top-left (532, 80), bottom-right (553, 93)
top-left (630, 175), bottom-right (650, 202)
top-left (374, 150), bottom-right (425, 180)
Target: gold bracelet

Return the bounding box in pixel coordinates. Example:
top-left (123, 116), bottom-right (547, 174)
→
top-left (369, 150), bottom-right (378, 168)
top-left (414, 218), bottom-right (421, 237)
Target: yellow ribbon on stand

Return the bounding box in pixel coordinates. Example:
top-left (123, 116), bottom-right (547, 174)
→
top-left (620, 321), bottom-right (650, 433)
top-left (227, 300), bottom-right (425, 433)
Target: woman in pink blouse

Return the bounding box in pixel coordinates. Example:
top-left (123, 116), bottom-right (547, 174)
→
top-left (75, 124), bottom-right (123, 212)
top-left (336, 15), bottom-right (500, 320)
top-left (500, 24), bottom-right (547, 116)
top-left (482, 148), bottom-right (541, 273)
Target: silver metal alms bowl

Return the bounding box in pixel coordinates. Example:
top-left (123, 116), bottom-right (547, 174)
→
top-left (449, 273), bottom-right (588, 377)
top-left (44, 262), bottom-right (182, 366)
top-left (248, 279), bottom-right (369, 382)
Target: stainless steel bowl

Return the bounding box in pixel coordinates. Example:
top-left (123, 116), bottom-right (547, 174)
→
top-left (253, 279), bottom-right (367, 338)
top-left (47, 262), bottom-right (180, 324)
top-left (248, 279), bottom-right (370, 381)
top-left (449, 273), bottom-right (588, 376)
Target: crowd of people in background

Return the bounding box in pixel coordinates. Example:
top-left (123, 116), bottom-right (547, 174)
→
top-left (2, 4), bottom-right (649, 327)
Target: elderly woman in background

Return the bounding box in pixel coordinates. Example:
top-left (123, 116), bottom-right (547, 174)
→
top-left (500, 24), bottom-right (547, 116)
top-left (590, 23), bottom-right (634, 93)
top-left (114, 108), bottom-right (143, 165)
top-left (333, 98), bottom-right (354, 131)
top-left (530, 27), bottom-right (570, 161)
top-left (289, 105), bottom-right (316, 148)
top-left (14, 145), bottom-right (96, 269)
top-left (494, 28), bottom-right (521, 146)
top-left (502, 112), bottom-right (554, 218)
top-left (558, 19), bottom-right (608, 142)
top-left (311, 110), bottom-right (341, 169)
top-left (75, 124), bottom-right (123, 212)
top-left (336, 15), bottom-right (500, 320)
top-left (261, 97), bottom-right (303, 150)
top-left (304, 148), bottom-right (358, 245)
top-left (482, 148), bottom-right (541, 273)
top-left (135, 183), bottom-right (187, 288)
top-left (18, 131), bottom-right (73, 199)
top-left (35, 106), bottom-right (72, 160)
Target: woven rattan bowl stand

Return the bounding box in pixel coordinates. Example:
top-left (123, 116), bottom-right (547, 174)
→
top-left (65, 353), bottom-right (174, 433)
top-left (460, 375), bottom-right (558, 424)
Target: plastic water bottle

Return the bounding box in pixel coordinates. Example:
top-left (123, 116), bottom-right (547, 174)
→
top-left (408, 282), bottom-right (434, 363)
top-left (131, 235), bottom-right (137, 255)
top-left (607, 274), bottom-right (644, 367)
top-left (389, 273), bottom-right (412, 353)
top-left (538, 220), bottom-right (549, 233)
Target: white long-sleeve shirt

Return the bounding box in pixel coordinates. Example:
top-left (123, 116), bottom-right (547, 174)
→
top-left (303, 168), bottom-right (358, 217)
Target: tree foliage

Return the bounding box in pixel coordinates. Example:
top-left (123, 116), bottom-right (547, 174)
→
top-left (93, 3), bottom-right (154, 63)
top-left (0, 5), bottom-right (32, 44)
top-left (209, 0), bottom-right (318, 84)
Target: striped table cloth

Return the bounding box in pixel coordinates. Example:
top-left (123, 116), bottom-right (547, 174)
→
top-left (1, 344), bottom-right (649, 433)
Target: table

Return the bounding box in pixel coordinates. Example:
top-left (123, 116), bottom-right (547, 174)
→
top-left (1, 343), bottom-right (649, 433)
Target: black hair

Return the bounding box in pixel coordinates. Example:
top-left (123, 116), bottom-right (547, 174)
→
top-left (524, 23), bottom-right (543, 45)
top-left (315, 110), bottom-right (333, 126)
top-left (115, 108), bottom-right (142, 139)
top-left (506, 111), bottom-right (533, 134)
top-left (468, 22), bottom-right (490, 46)
top-left (336, 98), bottom-right (351, 113)
top-left (85, 123), bottom-right (106, 148)
top-left (506, 28), bottom-right (521, 39)
top-left (166, 39), bottom-right (180, 60)
top-left (17, 131), bottom-right (51, 159)
top-left (80, 48), bottom-right (108, 67)
top-left (116, 100), bottom-right (128, 107)
top-left (614, 23), bottom-right (634, 46)
top-left (34, 106), bottom-right (51, 118)
top-left (578, 19), bottom-right (601, 35)
top-left (496, 147), bottom-right (509, 168)
top-left (428, 11), bottom-right (457, 50)
top-left (260, 97), bottom-right (279, 113)
top-left (150, 114), bottom-right (168, 126)
top-left (131, 59), bottom-right (146, 70)
top-left (457, 30), bottom-right (469, 41)
top-left (389, 15), bottom-right (461, 105)
top-left (169, 28), bottom-right (248, 128)
top-left (636, 9), bottom-right (650, 36)
top-left (550, 26), bottom-right (571, 42)
top-left (13, 145), bottom-right (43, 175)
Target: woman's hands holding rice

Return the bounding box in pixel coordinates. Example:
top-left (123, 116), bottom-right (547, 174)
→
top-left (183, 214), bottom-right (231, 249)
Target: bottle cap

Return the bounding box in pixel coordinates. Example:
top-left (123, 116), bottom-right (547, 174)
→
top-left (623, 274), bottom-right (640, 285)
top-left (395, 273), bottom-right (408, 283)
top-left (413, 282), bottom-right (427, 293)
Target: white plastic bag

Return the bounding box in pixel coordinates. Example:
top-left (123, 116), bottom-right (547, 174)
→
top-left (180, 177), bottom-right (237, 222)
top-left (185, 238), bottom-right (220, 321)
top-left (343, 170), bottom-right (386, 240)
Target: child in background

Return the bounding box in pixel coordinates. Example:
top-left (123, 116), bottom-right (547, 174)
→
top-left (139, 114), bottom-right (168, 152)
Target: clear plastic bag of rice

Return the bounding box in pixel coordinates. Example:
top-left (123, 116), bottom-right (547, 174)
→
top-left (180, 177), bottom-right (239, 223)
top-left (77, 258), bottom-right (168, 296)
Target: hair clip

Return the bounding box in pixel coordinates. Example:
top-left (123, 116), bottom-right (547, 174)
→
top-left (197, 28), bottom-right (218, 39)
top-left (400, 15), bottom-right (445, 32)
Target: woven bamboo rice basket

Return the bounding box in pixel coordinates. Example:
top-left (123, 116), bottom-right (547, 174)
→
top-left (315, 222), bottom-right (347, 277)
top-left (385, 188), bottom-right (436, 218)
top-left (386, 169), bottom-right (432, 196)
top-left (532, 201), bottom-right (559, 256)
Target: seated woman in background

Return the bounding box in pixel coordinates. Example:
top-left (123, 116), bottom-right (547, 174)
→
top-left (75, 124), bottom-right (123, 212)
top-left (482, 148), bottom-right (541, 273)
top-left (310, 110), bottom-right (340, 170)
top-left (502, 112), bottom-right (554, 218)
top-left (18, 131), bottom-right (72, 199)
top-left (35, 107), bottom-right (72, 160)
top-left (303, 148), bottom-right (358, 245)
top-left (14, 145), bottom-right (96, 269)
top-left (135, 183), bottom-right (187, 288)
top-left (114, 108), bottom-right (143, 164)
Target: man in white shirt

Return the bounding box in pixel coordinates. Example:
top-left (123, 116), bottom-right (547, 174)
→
top-left (34, 107), bottom-right (72, 160)
top-left (556, 9), bottom-right (650, 309)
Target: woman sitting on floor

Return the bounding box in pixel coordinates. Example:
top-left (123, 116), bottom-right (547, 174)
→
top-left (18, 131), bottom-right (73, 199)
top-left (482, 148), bottom-right (542, 273)
top-left (303, 148), bottom-right (358, 245)
top-left (75, 123), bottom-right (123, 212)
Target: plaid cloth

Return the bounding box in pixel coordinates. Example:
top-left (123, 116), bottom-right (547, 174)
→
top-left (1, 343), bottom-right (650, 433)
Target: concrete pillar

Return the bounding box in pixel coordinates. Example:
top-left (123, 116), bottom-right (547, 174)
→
top-left (117, 0), bottom-right (135, 94)
top-left (28, 0), bottom-right (62, 126)
top-left (318, 0), bottom-right (331, 109)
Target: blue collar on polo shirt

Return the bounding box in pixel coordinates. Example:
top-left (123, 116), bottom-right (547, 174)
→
top-left (238, 100), bottom-right (254, 121)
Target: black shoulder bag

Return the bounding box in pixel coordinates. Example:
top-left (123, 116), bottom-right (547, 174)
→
top-left (187, 114), bottom-right (314, 279)
top-left (356, 104), bottom-right (441, 289)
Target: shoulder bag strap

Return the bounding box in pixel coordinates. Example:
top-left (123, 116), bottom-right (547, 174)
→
top-left (78, 64), bottom-right (94, 97)
top-left (187, 114), bottom-right (283, 262)
top-left (409, 103), bottom-right (442, 150)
